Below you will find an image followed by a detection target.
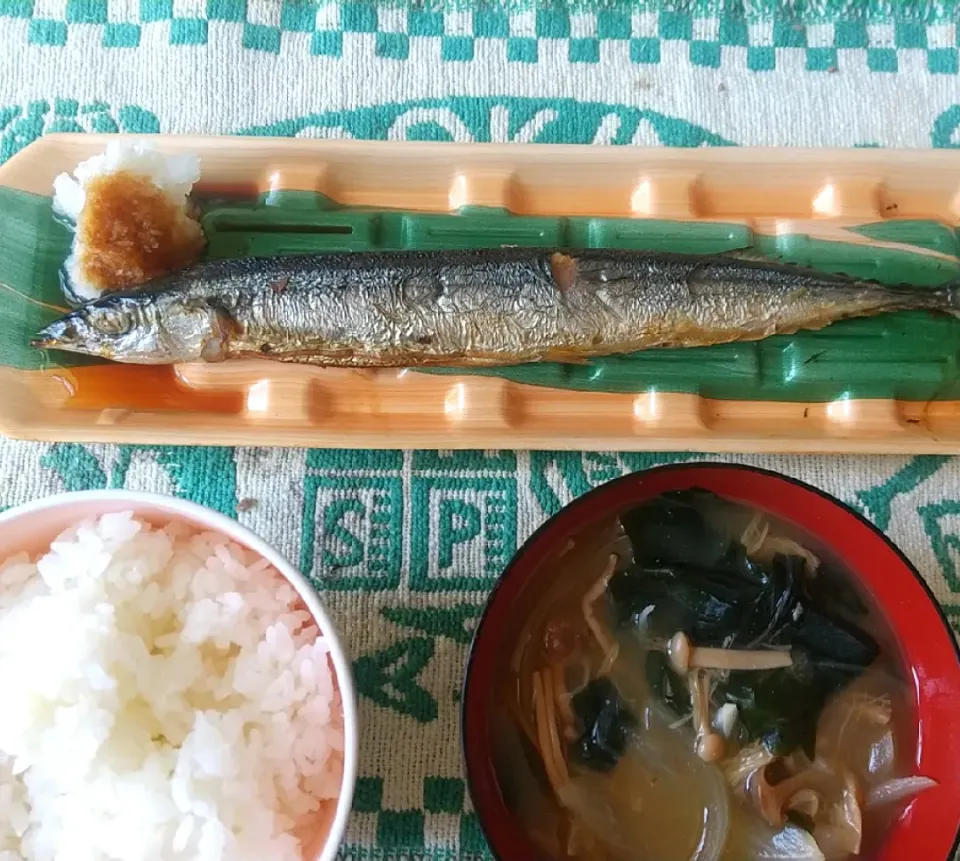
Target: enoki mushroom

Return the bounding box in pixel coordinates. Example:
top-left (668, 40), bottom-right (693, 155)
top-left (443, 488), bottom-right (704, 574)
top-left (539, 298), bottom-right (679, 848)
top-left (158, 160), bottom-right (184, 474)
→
top-left (542, 668), bottom-right (567, 776)
top-left (740, 513), bottom-right (771, 556)
top-left (583, 554), bottom-right (618, 656)
top-left (551, 662), bottom-right (578, 740)
top-left (534, 668), bottom-right (569, 796)
top-left (740, 513), bottom-right (821, 576)
top-left (688, 669), bottom-right (725, 763)
top-left (598, 643), bottom-right (620, 676)
top-left (506, 691), bottom-right (539, 750)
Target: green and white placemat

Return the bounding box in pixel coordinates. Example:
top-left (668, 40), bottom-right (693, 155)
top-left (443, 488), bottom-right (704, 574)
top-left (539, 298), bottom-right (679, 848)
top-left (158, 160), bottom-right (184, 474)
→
top-left (2, 2), bottom-right (960, 858)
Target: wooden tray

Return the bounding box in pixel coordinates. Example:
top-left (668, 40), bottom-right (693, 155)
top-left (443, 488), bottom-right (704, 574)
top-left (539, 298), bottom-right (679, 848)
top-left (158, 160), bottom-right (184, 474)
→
top-left (3, 134), bottom-right (960, 453)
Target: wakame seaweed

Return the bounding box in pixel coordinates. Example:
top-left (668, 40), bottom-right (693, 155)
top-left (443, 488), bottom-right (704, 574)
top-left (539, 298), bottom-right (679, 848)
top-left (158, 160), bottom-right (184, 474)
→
top-left (610, 488), bottom-right (880, 759)
top-left (787, 603), bottom-right (879, 667)
top-left (619, 489), bottom-right (739, 572)
top-left (720, 655), bottom-right (822, 757)
top-left (607, 554), bottom-right (807, 651)
top-left (736, 553), bottom-right (802, 647)
top-left (645, 651), bottom-right (692, 716)
top-left (569, 677), bottom-right (638, 773)
top-left (607, 564), bottom-right (748, 645)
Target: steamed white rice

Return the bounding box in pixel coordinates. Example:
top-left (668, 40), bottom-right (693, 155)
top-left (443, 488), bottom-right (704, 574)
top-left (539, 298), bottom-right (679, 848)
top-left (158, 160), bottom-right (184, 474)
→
top-left (0, 512), bottom-right (343, 861)
top-left (52, 140), bottom-right (202, 301)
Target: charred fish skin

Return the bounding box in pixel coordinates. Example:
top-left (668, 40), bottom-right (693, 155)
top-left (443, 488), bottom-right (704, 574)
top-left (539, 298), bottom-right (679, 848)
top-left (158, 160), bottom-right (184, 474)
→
top-left (31, 248), bottom-right (960, 366)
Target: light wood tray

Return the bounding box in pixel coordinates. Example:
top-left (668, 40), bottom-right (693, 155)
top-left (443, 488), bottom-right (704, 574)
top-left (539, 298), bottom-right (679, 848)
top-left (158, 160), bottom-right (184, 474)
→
top-left (3, 134), bottom-right (960, 453)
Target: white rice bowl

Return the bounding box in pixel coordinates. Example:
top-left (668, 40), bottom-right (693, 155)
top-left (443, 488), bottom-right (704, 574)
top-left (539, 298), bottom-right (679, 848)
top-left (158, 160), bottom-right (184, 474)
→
top-left (0, 509), bottom-right (345, 861)
top-left (52, 140), bottom-right (202, 301)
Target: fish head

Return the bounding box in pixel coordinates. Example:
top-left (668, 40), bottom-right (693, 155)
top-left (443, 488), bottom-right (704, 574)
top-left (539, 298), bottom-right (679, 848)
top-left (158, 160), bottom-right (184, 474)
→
top-left (31, 291), bottom-right (236, 364)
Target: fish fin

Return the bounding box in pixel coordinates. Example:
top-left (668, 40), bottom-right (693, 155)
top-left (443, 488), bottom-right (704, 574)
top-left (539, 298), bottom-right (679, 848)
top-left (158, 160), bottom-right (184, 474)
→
top-left (200, 335), bottom-right (227, 363)
top-left (199, 303), bottom-right (239, 363)
top-left (542, 349), bottom-right (591, 365)
top-left (943, 281), bottom-right (960, 317)
top-left (725, 248), bottom-right (777, 264)
top-left (899, 280), bottom-right (960, 319)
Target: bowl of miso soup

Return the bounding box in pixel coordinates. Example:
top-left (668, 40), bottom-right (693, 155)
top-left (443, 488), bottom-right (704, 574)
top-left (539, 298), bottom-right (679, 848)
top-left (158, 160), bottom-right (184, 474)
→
top-left (462, 463), bottom-right (960, 861)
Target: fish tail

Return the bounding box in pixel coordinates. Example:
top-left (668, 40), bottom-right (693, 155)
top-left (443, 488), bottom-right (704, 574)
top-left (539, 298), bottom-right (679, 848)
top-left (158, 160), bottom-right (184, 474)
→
top-left (895, 279), bottom-right (960, 317)
top-left (862, 279), bottom-right (960, 322)
top-left (917, 279), bottom-right (960, 318)
top-left (942, 281), bottom-right (960, 316)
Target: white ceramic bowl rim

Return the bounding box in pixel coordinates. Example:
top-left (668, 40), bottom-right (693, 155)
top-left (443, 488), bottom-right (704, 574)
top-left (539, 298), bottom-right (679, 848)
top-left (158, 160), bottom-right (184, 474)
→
top-left (0, 489), bottom-right (359, 861)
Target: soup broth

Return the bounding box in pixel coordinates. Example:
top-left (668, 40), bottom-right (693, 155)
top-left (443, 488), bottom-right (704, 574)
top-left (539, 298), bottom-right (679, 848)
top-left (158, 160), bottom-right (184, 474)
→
top-left (493, 489), bottom-right (932, 861)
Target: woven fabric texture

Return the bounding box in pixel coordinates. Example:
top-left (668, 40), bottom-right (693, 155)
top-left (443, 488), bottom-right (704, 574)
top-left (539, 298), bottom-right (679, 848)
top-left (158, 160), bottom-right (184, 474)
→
top-left (2, 2), bottom-right (959, 858)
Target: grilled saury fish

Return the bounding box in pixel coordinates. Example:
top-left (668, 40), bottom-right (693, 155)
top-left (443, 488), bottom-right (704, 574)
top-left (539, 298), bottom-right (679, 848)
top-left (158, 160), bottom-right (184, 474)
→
top-left (32, 248), bottom-right (960, 366)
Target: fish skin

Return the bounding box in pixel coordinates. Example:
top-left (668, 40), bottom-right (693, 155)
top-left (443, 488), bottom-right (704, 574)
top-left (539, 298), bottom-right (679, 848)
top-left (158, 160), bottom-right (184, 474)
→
top-left (31, 248), bottom-right (960, 366)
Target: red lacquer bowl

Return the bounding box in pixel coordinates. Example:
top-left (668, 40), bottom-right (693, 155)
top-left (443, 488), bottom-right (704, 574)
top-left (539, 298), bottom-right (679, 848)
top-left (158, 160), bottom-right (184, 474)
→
top-left (461, 463), bottom-right (960, 861)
